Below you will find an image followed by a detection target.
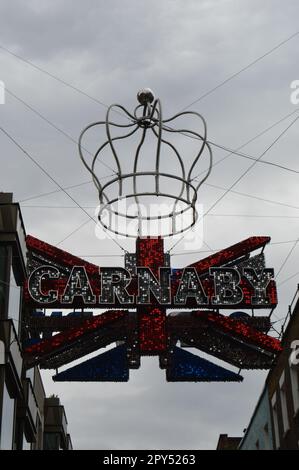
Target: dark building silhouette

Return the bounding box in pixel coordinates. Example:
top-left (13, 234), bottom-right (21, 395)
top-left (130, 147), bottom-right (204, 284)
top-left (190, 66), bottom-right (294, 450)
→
top-left (0, 193), bottom-right (72, 450)
top-left (216, 434), bottom-right (241, 450)
top-left (216, 287), bottom-right (299, 450)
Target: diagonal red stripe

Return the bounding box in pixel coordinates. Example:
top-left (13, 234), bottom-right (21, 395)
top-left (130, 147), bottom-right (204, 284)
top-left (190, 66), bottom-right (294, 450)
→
top-left (26, 235), bottom-right (99, 275)
top-left (193, 310), bottom-right (282, 353)
top-left (187, 236), bottom-right (270, 275)
top-left (25, 310), bottom-right (127, 356)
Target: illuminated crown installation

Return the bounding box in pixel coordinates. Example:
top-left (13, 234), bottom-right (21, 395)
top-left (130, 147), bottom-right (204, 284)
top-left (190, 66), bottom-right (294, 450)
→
top-left (21, 89), bottom-right (281, 385)
top-left (78, 88), bottom-right (212, 237)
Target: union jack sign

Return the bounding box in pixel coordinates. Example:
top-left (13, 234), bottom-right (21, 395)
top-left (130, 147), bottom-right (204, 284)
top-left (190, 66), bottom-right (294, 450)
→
top-left (23, 235), bottom-right (281, 382)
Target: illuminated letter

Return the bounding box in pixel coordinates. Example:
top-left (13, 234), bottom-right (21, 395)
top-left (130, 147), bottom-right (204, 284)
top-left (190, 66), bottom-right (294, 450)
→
top-left (174, 267), bottom-right (208, 305)
top-left (99, 268), bottom-right (134, 304)
top-left (61, 266), bottom-right (96, 304)
top-left (137, 267), bottom-right (171, 304)
top-left (242, 268), bottom-right (273, 305)
top-left (210, 267), bottom-right (243, 305)
top-left (28, 266), bottom-right (59, 304)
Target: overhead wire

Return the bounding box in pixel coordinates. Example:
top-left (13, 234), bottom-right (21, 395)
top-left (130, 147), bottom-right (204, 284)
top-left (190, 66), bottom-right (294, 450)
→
top-left (17, 170), bottom-right (299, 213)
top-left (201, 182), bottom-right (299, 212)
top-left (164, 108), bottom-right (299, 183)
top-left (278, 271), bottom-right (299, 287)
top-left (19, 179), bottom-right (92, 203)
top-left (179, 30), bottom-right (299, 111)
top-left (275, 238), bottom-right (299, 279)
top-left (0, 44), bottom-right (113, 111)
top-left (171, 239), bottom-right (299, 257)
top-left (0, 125), bottom-right (128, 254)
top-left (18, 206), bottom-right (299, 219)
top-left (5, 87), bottom-right (117, 174)
top-left (207, 136), bottom-right (299, 176)
top-left (168, 114), bottom-right (299, 253)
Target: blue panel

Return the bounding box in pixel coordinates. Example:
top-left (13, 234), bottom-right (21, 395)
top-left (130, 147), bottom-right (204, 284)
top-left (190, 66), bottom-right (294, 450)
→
top-left (53, 345), bottom-right (129, 382)
top-left (24, 338), bottom-right (42, 348)
top-left (67, 311), bottom-right (82, 317)
top-left (50, 311), bottom-right (62, 317)
top-left (67, 311), bottom-right (93, 318)
top-left (32, 310), bottom-right (44, 317)
top-left (229, 311), bottom-right (250, 321)
top-left (166, 347), bottom-right (243, 382)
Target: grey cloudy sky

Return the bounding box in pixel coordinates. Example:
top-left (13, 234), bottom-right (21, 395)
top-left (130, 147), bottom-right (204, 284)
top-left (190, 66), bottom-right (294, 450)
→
top-left (1, 0), bottom-right (299, 449)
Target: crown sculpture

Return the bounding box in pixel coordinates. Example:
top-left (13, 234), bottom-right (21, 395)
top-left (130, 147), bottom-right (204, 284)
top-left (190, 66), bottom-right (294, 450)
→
top-left (78, 88), bottom-right (212, 237)
top-left (22, 90), bottom-right (281, 383)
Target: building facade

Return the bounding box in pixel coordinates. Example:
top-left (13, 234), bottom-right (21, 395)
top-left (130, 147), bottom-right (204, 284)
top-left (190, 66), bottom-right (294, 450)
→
top-left (266, 288), bottom-right (299, 450)
top-left (0, 193), bottom-right (72, 450)
top-left (239, 288), bottom-right (299, 450)
top-left (239, 386), bottom-right (274, 450)
top-left (216, 434), bottom-right (241, 450)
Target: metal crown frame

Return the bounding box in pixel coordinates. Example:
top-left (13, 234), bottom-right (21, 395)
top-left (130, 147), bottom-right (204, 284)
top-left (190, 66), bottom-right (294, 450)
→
top-left (78, 88), bottom-right (212, 238)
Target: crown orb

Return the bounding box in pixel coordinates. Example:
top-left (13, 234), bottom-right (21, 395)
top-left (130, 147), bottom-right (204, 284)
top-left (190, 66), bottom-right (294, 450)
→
top-left (137, 88), bottom-right (155, 105)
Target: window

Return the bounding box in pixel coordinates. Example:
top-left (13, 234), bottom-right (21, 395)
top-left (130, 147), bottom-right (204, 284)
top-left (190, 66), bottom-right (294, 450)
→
top-left (279, 371), bottom-right (290, 434)
top-left (289, 361), bottom-right (299, 415)
top-left (22, 437), bottom-right (31, 450)
top-left (0, 246), bottom-right (8, 316)
top-left (7, 264), bottom-right (21, 335)
top-left (0, 246), bottom-right (22, 333)
top-left (271, 392), bottom-right (280, 449)
top-left (44, 432), bottom-right (61, 450)
top-left (263, 423), bottom-right (270, 450)
top-left (33, 416), bottom-right (43, 450)
top-left (0, 381), bottom-right (15, 450)
top-left (26, 367), bottom-right (35, 384)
